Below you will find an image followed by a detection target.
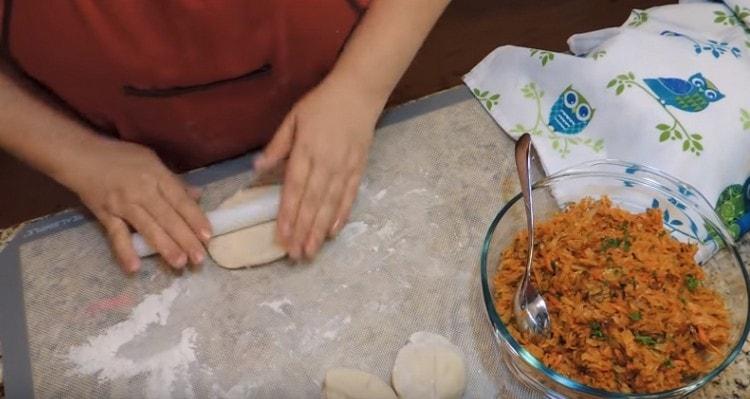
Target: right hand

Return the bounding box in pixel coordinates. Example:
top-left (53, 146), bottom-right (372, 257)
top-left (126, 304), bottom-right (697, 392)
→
top-left (63, 138), bottom-right (212, 273)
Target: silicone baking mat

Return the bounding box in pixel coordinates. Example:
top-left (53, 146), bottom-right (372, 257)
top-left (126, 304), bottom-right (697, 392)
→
top-left (0, 87), bottom-right (526, 398)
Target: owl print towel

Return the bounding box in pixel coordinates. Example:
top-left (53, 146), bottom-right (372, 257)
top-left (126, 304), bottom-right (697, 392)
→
top-left (464, 0), bottom-right (750, 240)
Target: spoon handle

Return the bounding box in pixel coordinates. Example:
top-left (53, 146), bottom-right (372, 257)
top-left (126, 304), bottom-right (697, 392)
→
top-left (515, 134), bottom-right (535, 281)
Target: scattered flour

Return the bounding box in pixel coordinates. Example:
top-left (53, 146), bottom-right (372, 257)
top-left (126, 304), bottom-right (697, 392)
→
top-left (376, 221), bottom-right (398, 239)
top-left (339, 221), bottom-right (368, 244)
top-left (373, 189), bottom-right (388, 201)
top-left (66, 280), bottom-right (198, 398)
top-left (404, 188), bottom-right (428, 196)
top-left (259, 298), bottom-right (292, 315)
top-left (298, 315), bottom-right (352, 353)
top-left (211, 382), bottom-right (259, 399)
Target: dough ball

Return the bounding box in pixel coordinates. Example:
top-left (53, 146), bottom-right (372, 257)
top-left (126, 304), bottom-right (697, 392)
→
top-left (392, 332), bottom-right (466, 399)
top-left (324, 368), bottom-right (397, 399)
top-left (208, 185), bottom-right (287, 269)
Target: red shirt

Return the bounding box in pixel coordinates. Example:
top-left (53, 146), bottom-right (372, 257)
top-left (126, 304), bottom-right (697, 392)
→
top-left (2, 1), bottom-right (368, 170)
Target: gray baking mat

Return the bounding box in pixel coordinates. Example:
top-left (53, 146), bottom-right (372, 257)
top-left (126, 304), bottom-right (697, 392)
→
top-left (1, 87), bottom-right (522, 398)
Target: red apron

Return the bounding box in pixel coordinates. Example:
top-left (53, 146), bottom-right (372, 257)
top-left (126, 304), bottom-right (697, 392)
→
top-left (2, 1), bottom-right (368, 169)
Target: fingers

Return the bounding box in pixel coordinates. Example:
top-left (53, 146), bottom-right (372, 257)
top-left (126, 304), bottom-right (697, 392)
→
top-left (145, 193), bottom-right (206, 265)
top-left (255, 114), bottom-right (295, 172)
top-left (97, 178), bottom-right (208, 271)
top-left (96, 210), bottom-right (140, 273)
top-left (122, 204), bottom-right (187, 269)
top-left (304, 175), bottom-right (346, 257)
top-left (186, 185), bottom-right (203, 201)
top-left (288, 167), bottom-right (331, 260)
top-left (330, 168), bottom-right (364, 237)
top-left (160, 176), bottom-right (212, 243)
top-left (277, 150), bottom-right (311, 247)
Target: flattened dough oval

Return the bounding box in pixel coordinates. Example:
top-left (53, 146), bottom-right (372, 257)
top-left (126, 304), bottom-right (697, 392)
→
top-left (324, 368), bottom-right (397, 399)
top-left (208, 221), bottom-right (286, 268)
top-left (208, 185), bottom-right (286, 269)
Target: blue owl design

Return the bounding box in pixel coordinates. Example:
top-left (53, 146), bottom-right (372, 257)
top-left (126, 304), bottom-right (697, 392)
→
top-left (643, 73), bottom-right (724, 112)
top-left (547, 85), bottom-right (595, 135)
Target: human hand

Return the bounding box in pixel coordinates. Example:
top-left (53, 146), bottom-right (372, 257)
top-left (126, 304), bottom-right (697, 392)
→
top-left (254, 75), bottom-right (383, 260)
top-left (64, 138), bottom-right (212, 272)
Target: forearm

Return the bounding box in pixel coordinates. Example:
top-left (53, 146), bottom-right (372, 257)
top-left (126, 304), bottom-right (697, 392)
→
top-left (0, 60), bottom-right (103, 188)
top-left (328, 0), bottom-right (450, 106)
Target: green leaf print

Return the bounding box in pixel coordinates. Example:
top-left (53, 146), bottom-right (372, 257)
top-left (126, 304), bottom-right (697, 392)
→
top-left (735, 5), bottom-right (750, 21)
top-left (628, 10), bottom-right (648, 27)
top-left (741, 108), bottom-right (750, 130)
top-left (608, 74), bottom-right (636, 97)
top-left (509, 83), bottom-right (604, 158)
top-left (713, 6), bottom-right (749, 27)
top-left (530, 49), bottom-right (555, 66)
top-left (510, 124), bottom-right (525, 134)
top-left (590, 50), bottom-right (606, 60)
top-left (608, 72), bottom-right (704, 156)
top-left (714, 10), bottom-right (736, 25)
top-left (471, 87), bottom-right (500, 110)
top-left (521, 83), bottom-right (537, 99)
top-left (659, 130), bottom-right (670, 142)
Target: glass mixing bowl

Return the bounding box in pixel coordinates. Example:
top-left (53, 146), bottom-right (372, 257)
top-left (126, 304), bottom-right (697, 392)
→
top-left (480, 160), bottom-right (750, 398)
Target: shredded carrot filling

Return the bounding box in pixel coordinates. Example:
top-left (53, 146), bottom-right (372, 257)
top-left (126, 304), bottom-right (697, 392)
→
top-left (493, 197), bottom-right (730, 393)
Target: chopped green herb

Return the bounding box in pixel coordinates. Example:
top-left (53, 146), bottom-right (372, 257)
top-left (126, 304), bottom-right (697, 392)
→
top-left (628, 311), bottom-right (642, 321)
top-left (601, 238), bottom-right (622, 251)
top-left (590, 321), bottom-right (606, 339)
top-left (662, 358), bottom-right (674, 368)
top-left (634, 333), bottom-right (657, 346)
top-left (622, 239), bottom-right (632, 251)
top-left (679, 295), bottom-right (687, 304)
top-left (685, 275), bottom-right (700, 292)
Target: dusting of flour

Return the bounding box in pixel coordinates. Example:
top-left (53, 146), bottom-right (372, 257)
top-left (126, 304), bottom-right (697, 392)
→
top-left (66, 279), bottom-right (197, 398)
top-left (259, 297), bottom-right (292, 315)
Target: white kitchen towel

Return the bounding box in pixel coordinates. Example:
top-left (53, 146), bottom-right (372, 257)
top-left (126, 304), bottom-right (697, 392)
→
top-left (464, 0), bottom-right (750, 239)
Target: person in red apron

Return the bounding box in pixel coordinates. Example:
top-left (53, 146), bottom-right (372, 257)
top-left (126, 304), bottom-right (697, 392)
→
top-left (0, 1), bottom-right (450, 272)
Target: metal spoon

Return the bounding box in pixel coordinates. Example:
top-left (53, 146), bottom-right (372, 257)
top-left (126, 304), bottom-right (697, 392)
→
top-left (513, 133), bottom-right (551, 338)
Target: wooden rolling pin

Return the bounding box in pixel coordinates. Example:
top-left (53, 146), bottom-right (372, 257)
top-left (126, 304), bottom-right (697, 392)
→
top-left (132, 185), bottom-right (281, 257)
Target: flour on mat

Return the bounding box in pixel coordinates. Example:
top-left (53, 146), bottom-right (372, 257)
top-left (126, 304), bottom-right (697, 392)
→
top-left (339, 221), bottom-right (368, 244)
top-left (376, 221), bottom-right (398, 240)
top-left (404, 188), bottom-right (428, 196)
top-left (373, 189), bottom-right (388, 201)
top-left (66, 279), bottom-right (198, 398)
top-left (259, 297), bottom-right (292, 315)
top-left (298, 315), bottom-right (352, 353)
top-left (211, 382), bottom-right (259, 399)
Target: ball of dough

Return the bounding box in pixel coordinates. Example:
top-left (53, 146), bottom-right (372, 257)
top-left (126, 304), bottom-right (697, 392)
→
top-left (392, 332), bottom-right (467, 399)
top-left (324, 368), bottom-right (398, 399)
top-left (208, 185), bottom-right (287, 269)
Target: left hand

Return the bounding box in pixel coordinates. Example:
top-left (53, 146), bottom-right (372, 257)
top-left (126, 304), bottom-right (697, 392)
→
top-left (254, 74), bottom-right (383, 260)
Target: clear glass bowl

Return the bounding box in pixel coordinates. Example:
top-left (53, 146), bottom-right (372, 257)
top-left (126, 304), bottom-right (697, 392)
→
top-left (480, 160), bottom-right (750, 398)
